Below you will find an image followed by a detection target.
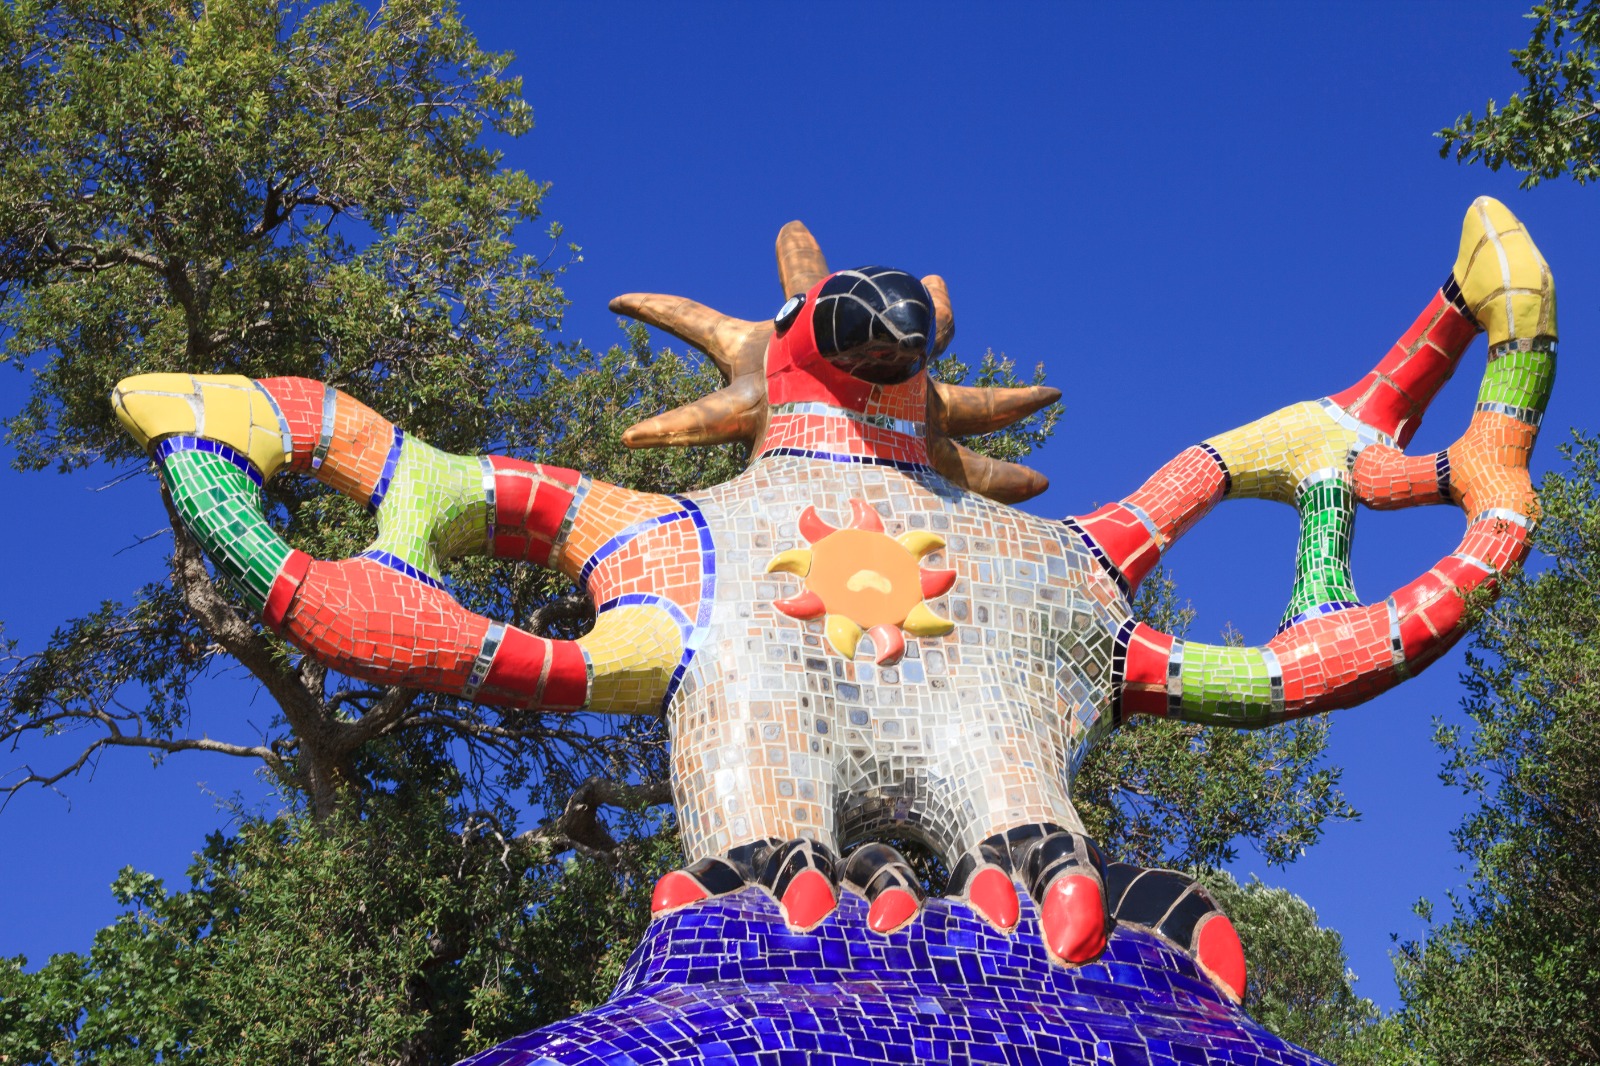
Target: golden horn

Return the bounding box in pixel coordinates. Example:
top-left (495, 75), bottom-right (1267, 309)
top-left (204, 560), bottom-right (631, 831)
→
top-left (621, 379), bottom-right (766, 449)
top-left (928, 435), bottom-right (1050, 504)
top-left (930, 382), bottom-right (1061, 436)
top-left (776, 221), bottom-right (830, 298)
top-left (609, 294), bottom-right (766, 381)
top-left (922, 275), bottom-right (955, 356)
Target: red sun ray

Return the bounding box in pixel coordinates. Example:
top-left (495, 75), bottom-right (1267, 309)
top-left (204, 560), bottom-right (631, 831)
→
top-left (919, 568), bottom-right (957, 599)
top-left (774, 590), bottom-right (827, 620)
top-left (868, 624), bottom-right (906, 666)
top-left (798, 505), bottom-right (837, 544)
top-left (849, 498), bottom-right (885, 533)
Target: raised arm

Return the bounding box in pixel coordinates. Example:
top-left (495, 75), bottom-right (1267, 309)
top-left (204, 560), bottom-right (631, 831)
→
top-left (1062, 197), bottom-right (1554, 726)
top-left (112, 375), bottom-right (708, 714)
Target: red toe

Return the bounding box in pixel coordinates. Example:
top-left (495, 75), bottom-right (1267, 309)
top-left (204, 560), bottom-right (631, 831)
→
top-left (867, 887), bottom-right (920, 934)
top-left (650, 870), bottom-right (709, 915)
top-left (1196, 913), bottom-right (1248, 1003)
top-left (1041, 874), bottom-right (1108, 965)
top-left (780, 868), bottom-right (837, 930)
top-left (966, 866), bottom-right (1021, 931)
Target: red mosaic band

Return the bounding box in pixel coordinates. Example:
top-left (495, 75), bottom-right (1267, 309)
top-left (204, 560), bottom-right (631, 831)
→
top-left (488, 455), bottom-right (581, 566)
top-left (262, 548), bottom-right (313, 633)
top-left (1120, 623), bottom-right (1176, 718)
top-left (1327, 291), bottom-right (1480, 446)
top-left (480, 626), bottom-right (588, 710)
top-left (1266, 604), bottom-right (1396, 712)
top-left (1074, 503), bottom-right (1163, 591)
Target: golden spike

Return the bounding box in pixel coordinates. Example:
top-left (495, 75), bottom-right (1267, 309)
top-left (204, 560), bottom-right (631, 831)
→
top-left (776, 221), bottom-right (830, 298)
top-left (609, 293), bottom-right (770, 381)
top-left (922, 275), bottom-right (955, 356)
top-left (621, 378), bottom-right (765, 449)
top-left (902, 602), bottom-right (955, 638)
top-left (826, 615), bottom-right (864, 659)
top-left (766, 549), bottom-right (813, 577)
top-left (897, 530), bottom-right (946, 558)
top-left (929, 382), bottom-right (1061, 437)
top-left (928, 434), bottom-right (1050, 504)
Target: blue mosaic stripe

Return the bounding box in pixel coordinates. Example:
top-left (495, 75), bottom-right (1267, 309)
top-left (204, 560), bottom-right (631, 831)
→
top-left (580, 508), bottom-right (693, 585)
top-left (357, 549), bottom-right (446, 591)
top-left (759, 446), bottom-right (933, 475)
top-left (154, 435), bottom-right (264, 488)
top-left (368, 426), bottom-right (405, 512)
top-left (664, 497), bottom-right (715, 711)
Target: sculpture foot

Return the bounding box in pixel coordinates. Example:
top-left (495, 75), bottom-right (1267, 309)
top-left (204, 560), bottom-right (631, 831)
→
top-left (1018, 828), bottom-right (1111, 966)
top-left (1105, 863), bottom-right (1247, 1003)
top-left (841, 842), bottom-right (925, 935)
top-left (757, 839), bottom-right (840, 930)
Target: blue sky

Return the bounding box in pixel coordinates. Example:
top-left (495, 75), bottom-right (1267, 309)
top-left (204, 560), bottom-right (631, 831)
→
top-left (2, 1), bottom-right (1596, 1014)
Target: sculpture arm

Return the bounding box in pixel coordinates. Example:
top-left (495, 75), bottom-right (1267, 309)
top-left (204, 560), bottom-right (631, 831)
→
top-left (1067, 197), bottom-right (1554, 726)
top-left (111, 374), bottom-right (697, 714)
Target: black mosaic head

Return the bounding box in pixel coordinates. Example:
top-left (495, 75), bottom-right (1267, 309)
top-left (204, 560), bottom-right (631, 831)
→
top-left (810, 266), bottom-right (935, 385)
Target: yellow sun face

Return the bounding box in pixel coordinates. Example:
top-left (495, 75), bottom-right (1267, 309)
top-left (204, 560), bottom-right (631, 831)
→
top-left (765, 499), bottom-right (956, 665)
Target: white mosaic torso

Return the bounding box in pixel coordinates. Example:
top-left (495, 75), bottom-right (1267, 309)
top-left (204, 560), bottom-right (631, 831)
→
top-left (670, 452), bottom-right (1130, 864)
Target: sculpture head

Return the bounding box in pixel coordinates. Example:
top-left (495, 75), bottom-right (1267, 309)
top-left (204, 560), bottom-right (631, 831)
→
top-left (610, 222), bottom-right (1057, 503)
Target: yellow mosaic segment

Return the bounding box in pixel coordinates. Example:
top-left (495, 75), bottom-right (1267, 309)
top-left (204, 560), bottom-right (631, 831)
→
top-left (112, 373), bottom-right (291, 477)
top-left (1204, 401), bottom-right (1362, 502)
top-left (582, 605), bottom-right (684, 714)
top-left (1453, 196), bottom-right (1556, 348)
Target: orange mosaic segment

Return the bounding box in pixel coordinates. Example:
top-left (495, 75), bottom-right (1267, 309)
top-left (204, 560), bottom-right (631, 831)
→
top-left (1447, 410), bottom-right (1540, 518)
top-left (320, 391), bottom-right (397, 503)
top-left (560, 480), bottom-right (680, 578)
top-left (1327, 292), bottom-right (1478, 446)
top-left (1121, 445), bottom-right (1228, 543)
top-left (1459, 515), bottom-right (1533, 572)
top-left (258, 377), bottom-right (326, 473)
top-left (588, 519), bottom-right (704, 617)
top-left (1351, 445), bottom-right (1447, 509)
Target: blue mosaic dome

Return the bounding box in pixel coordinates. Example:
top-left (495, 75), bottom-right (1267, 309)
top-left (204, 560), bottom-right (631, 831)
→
top-left (460, 888), bottom-right (1330, 1066)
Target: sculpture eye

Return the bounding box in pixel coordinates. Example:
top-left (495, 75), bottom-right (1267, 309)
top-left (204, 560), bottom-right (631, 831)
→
top-left (774, 293), bottom-right (805, 335)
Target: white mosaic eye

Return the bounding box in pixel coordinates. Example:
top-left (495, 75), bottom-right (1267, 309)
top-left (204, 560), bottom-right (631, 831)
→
top-left (774, 293), bottom-right (805, 335)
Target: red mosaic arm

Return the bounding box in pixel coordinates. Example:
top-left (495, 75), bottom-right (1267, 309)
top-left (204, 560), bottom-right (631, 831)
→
top-left (113, 373), bottom-right (698, 714)
top-left (1105, 197), bottom-right (1555, 726)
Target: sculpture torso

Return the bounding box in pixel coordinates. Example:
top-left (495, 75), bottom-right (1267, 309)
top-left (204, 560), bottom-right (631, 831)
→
top-left (671, 431), bottom-right (1125, 862)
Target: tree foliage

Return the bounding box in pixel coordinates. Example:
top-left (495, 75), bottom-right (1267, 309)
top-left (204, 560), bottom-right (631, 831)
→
top-left (1385, 435), bottom-right (1600, 1065)
top-left (1439, 0), bottom-right (1600, 185)
top-left (0, 2), bottom-right (1364, 1062)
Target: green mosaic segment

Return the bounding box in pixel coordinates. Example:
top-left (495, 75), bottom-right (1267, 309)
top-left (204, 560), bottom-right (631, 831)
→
top-left (1476, 348), bottom-right (1556, 414)
top-left (1178, 644), bottom-right (1275, 724)
top-left (368, 437), bottom-right (490, 578)
top-left (160, 450), bottom-right (291, 611)
top-left (1281, 474), bottom-right (1359, 628)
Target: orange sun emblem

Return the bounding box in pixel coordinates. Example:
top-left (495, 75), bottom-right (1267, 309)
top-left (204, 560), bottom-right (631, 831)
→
top-left (764, 499), bottom-right (957, 666)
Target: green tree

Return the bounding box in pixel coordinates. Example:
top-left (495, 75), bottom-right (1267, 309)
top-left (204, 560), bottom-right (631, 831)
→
top-left (1439, 0), bottom-right (1600, 185)
top-left (0, 1), bottom-right (1354, 1061)
top-left (1385, 435), bottom-right (1600, 1065)
top-left (1196, 869), bottom-right (1393, 1065)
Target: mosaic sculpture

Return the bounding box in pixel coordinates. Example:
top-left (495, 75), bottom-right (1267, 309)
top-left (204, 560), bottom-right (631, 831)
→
top-left (112, 197), bottom-right (1553, 1061)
